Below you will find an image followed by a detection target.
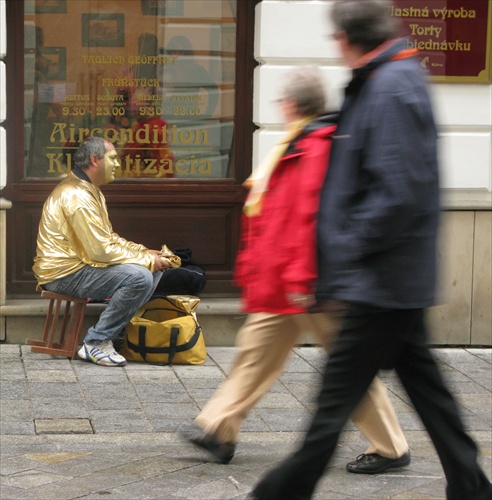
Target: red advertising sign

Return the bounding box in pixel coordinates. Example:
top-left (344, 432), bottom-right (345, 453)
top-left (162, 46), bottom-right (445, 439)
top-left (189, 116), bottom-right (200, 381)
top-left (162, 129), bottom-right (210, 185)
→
top-left (390, 1), bottom-right (492, 83)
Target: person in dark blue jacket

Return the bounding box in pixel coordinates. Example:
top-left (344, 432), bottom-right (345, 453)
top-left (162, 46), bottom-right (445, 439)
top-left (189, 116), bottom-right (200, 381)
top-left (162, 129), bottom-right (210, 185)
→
top-left (250, 2), bottom-right (492, 499)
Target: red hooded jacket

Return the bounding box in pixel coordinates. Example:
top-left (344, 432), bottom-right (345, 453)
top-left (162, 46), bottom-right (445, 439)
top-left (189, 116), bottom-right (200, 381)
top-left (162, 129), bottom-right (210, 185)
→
top-left (234, 115), bottom-right (337, 314)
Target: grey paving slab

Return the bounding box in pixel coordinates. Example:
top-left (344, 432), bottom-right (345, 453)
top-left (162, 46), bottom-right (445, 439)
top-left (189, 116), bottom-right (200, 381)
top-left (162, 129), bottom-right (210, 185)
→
top-left (125, 369), bottom-right (181, 383)
top-left (293, 347), bottom-right (327, 371)
top-left (89, 409), bottom-right (153, 433)
top-left (85, 392), bottom-right (143, 411)
top-left (180, 377), bottom-right (226, 389)
top-left (0, 345), bottom-right (22, 358)
top-left (0, 346), bottom-right (490, 500)
top-left (266, 380), bottom-right (290, 394)
top-left (0, 379), bottom-right (30, 400)
top-left (255, 408), bottom-right (313, 432)
top-left (282, 381), bottom-right (322, 403)
top-left (151, 418), bottom-right (192, 433)
top-left (137, 386), bottom-right (196, 404)
top-left (0, 360), bottom-right (26, 380)
top-left (27, 382), bottom-right (83, 399)
top-left (213, 362), bottom-right (235, 375)
top-left (0, 399), bottom-right (33, 420)
top-left (21, 358), bottom-right (75, 370)
top-left (283, 354), bottom-right (319, 373)
top-left (206, 347), bottom-right (239, 362)
top-left (278, 371), bottom-right (324, 383)
top-left (173, 365), bottom-right (226, 379)
top-left (71, 361), bottom-right (127, 377)
top-left (0, 454), bottom-right (45, 475)
top-left (467, 349), bottom-right (492, 363)
top-left (34, 418), bottom-right (93, 435)
top-left (31, 399), bottom-right (89, 420)
top-left (1, 468), bottom-right (68, 490)
top-left (462, 414), bottom-right (492, 431)
top-left (25, 369), bottom-right (77, 383)
top-left (3, 482), bottom-right (92, 500)
top-left (255, 392), bottom-right (305, 409)
top-left (240, 413), bottom-right (271, 433)
top-left (143, 402), bottom-right (199, 419)
top-left (446, 380), bottom-right (491, 395)
top-left (123, 362), bottom-right (176, 372)
top-left (74, 369), bottom-right (129, 382)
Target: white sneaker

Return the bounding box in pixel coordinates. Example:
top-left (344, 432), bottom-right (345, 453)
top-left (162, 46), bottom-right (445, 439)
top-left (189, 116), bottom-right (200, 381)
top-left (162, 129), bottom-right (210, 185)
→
top-left (78, 341), bottom-right (127, 367)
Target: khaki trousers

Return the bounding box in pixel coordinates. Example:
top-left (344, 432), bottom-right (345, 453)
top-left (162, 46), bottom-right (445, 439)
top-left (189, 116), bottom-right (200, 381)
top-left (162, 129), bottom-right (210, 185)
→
top-left (195, 312), bottom-right (408, 458)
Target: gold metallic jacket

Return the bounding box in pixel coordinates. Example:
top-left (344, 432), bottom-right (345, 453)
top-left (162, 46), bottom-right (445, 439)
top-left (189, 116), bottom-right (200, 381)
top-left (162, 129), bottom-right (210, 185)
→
top-left (33, 172), bottom-right (154, 286)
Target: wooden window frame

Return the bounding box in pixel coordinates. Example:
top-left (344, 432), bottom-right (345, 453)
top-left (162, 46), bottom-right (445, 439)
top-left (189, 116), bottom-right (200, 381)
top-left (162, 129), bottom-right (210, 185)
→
top-left (4, 0), bottom-right (260, 297)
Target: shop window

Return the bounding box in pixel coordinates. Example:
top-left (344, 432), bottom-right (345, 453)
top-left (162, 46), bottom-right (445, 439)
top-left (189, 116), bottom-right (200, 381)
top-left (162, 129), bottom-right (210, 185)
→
top-left (23, 0), bottom-right (237, 180)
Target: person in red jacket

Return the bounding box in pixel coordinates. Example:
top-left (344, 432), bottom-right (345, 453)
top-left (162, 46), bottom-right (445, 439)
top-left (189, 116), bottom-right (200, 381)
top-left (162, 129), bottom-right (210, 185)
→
top-left (181, 66), bottom-right (409, 470)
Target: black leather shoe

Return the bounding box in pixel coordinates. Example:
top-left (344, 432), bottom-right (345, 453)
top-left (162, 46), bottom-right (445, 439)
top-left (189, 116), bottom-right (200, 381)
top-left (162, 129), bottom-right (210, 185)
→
top-left (180, 423), bottom-right (236, 464)
top-left (346, 451), bottom-right (411, 474)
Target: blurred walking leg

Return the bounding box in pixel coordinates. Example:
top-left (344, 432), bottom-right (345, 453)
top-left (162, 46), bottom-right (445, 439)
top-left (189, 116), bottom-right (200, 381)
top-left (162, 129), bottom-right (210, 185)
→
top-left (394, 309), bottom-right (492, 500)
top-left (195, 313), bottom-right (302, 442)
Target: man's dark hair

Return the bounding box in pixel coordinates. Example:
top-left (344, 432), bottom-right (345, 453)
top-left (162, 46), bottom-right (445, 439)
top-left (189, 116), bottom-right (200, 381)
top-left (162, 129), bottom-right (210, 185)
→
top-left (331, 0), bottom-right (400, 53)
top-left (73, 137), bottom-right (107, 170)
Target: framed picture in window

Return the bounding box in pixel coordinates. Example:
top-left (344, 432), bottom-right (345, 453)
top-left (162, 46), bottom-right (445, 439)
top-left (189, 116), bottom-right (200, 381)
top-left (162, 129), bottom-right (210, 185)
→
top-left (141, 0), bottom-right (184, 16)
top-left (43, 47), bottom-right (67, 80)
top-left (28, 0), bottom-right (67, 14)
top-left (82, 13), bottom-right (125, 47)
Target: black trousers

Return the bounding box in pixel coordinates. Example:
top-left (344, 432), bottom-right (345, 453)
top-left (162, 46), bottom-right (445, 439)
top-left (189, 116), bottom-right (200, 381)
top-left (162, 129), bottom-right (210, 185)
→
top-left (252, 305), bottom-right (492, 500)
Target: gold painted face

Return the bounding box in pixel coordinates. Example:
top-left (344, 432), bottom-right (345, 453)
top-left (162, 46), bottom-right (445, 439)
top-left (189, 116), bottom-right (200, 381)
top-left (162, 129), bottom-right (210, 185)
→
top-left (102, 147), bottom-right (120, 184)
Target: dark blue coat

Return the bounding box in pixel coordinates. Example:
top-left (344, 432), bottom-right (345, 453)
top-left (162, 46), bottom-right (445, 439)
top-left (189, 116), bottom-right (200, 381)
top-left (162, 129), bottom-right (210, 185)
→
top-left (316, 38), bottom-right (440, 309)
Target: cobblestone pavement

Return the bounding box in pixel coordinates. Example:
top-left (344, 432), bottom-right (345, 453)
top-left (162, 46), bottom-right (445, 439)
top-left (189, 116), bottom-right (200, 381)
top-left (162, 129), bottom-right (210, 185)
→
top-left (1, 344), bottom-right (491, 499)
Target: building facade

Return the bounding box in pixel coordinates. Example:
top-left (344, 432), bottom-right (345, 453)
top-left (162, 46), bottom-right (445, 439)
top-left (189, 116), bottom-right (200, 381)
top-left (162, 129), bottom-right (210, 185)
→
top-left (1, 0), bottom-right (491, 345)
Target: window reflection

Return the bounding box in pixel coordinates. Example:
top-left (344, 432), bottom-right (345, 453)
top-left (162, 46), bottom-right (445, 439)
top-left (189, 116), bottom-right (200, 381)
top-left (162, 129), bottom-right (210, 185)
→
top-left (23, 0), bottom-right (236, 180)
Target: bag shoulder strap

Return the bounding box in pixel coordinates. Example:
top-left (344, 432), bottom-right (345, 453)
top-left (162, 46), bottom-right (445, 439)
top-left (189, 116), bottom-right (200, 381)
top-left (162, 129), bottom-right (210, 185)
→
top-left (128, 324), bottom-right (202, 366)
top-left (134, 324), bottom-right (180, 366)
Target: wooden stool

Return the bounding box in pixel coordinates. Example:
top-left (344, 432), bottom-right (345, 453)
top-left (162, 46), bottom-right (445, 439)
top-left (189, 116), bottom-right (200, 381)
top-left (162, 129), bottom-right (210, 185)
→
top-left (27, 291), bottom-right (87, 359)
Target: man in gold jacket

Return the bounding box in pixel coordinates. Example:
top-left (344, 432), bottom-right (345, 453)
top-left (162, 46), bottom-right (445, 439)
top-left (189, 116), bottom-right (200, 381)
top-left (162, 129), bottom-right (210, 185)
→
top-left (33, 137), bottom-right (170, 366)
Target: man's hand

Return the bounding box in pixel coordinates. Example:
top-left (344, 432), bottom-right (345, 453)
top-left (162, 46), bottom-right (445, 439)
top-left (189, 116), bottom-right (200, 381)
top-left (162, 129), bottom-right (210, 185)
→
top-left (153, 254), bottom-right (171, 272)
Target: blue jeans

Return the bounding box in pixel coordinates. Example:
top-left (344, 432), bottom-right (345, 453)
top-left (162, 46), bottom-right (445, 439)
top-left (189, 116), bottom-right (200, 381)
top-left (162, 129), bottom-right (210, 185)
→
top-left (44, 264), bottom-right (161, 344)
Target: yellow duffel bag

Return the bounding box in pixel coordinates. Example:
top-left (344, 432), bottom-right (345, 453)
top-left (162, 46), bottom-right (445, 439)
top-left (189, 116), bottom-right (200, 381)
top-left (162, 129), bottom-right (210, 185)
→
top-left (119, 295), bottom-right (206, 365)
